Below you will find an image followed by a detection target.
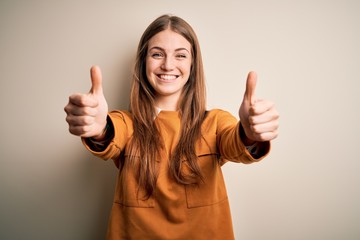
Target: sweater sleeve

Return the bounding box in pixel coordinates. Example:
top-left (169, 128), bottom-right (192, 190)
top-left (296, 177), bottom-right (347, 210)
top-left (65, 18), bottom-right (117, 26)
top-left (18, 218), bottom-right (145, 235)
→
top-left (215, 110), bottom-right (270, 164)
top-left (81, 110), bottom-right (133, 162)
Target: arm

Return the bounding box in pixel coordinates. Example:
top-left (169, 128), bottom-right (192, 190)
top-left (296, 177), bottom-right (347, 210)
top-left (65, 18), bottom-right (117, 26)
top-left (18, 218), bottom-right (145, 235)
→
top-left (239, 122), bottom-right (270, 159)
top-left (216, 111), bottom-right (269, 163)
top-left (81, 111), bottom-right (133, 161)
top-left (84, 116), bottom-right (115, 152)
top-left (64, 66), bottom-right (132, 162)
top-left (217, 72), bottom-right (278, 162)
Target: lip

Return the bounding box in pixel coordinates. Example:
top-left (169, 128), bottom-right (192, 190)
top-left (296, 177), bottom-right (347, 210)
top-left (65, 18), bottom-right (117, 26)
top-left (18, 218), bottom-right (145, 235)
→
top-left (156, 74), bottom-right (180, 82)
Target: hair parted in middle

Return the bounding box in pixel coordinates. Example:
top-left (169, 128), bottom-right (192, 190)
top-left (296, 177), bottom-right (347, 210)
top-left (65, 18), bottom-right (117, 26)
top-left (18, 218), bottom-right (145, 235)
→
top-left (126, 14), bottom-right (207, 198)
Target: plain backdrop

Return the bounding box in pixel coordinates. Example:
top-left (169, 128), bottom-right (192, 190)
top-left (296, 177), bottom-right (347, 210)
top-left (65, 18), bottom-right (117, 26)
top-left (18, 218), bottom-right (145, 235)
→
top-left (1, 0), bottom-right (359, 239)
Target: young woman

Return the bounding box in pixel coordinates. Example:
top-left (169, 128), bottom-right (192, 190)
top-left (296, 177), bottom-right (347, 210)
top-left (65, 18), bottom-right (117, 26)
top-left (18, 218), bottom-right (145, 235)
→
top-left (65, 14), bottom-right (279, 240)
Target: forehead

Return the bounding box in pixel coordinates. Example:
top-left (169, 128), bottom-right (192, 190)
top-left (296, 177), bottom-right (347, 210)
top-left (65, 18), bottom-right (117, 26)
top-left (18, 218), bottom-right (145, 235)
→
top-left (148, 29), bottom-right (191, 51)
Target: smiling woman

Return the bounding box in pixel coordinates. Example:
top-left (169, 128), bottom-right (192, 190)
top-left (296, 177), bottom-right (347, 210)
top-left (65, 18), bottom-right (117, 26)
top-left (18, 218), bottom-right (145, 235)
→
top-left (146, 29), bottom-right (192, 110)
top-left (64, 14), bottom-right (279, 239)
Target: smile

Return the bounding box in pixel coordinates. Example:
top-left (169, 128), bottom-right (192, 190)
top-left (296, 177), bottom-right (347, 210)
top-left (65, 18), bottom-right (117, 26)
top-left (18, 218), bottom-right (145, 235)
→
top-left (157, 74), bottom-right (179, 80)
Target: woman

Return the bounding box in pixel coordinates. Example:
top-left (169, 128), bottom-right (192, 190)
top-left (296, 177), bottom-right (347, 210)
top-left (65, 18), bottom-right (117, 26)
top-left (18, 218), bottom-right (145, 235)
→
top-left (65, 14), bottom-right (279, 240)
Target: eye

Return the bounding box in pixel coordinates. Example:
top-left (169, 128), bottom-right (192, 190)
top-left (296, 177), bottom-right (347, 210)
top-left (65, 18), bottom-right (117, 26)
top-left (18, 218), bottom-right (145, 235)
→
top-left (176, 53), bottom-right (187, 59)
top-left (151, 52), bottom-right (163, 58)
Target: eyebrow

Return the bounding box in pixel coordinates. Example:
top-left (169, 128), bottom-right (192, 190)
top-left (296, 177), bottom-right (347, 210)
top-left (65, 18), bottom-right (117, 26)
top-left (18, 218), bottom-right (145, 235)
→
top-left (148, 46), bottom-right (190, 53)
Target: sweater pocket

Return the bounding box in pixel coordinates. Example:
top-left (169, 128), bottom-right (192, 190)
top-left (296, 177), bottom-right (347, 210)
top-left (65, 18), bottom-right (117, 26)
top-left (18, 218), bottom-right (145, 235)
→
top-left (185, 152), bottom-right (228, 208)
top-left (113, 156), bottom-right (154, 208)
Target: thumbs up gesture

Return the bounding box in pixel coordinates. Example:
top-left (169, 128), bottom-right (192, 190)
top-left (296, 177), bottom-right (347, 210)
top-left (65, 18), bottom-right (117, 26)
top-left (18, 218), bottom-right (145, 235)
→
top-left (64, 66), bottom-right (109, 139)
top-left (239, 72), bottom-right (279, 143)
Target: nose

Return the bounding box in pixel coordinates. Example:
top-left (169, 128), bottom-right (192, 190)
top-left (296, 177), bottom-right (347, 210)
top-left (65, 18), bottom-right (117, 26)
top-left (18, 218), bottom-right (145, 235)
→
top-left (161, 57), bottom-right (174, 71)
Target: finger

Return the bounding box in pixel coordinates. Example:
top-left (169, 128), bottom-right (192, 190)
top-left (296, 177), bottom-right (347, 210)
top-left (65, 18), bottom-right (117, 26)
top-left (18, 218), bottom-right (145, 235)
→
top-left (90, 65), bottom-right (103, 95)
top-left (66, 115), bottom-right (95, 126)
top-left (250, 120), bottom-right (279, 135)
top-left (249, 108), bottom-right (279, 125)
top-left (68, 123), bottom-right (101, 138)
top-left (250, 99), bottom-right (275, 115)
top-left (69, 94), bottom-right (98, 107)
top-left (253, 131), bottom-right (279, 142)
top-left (65, 106), bottom-right (98, 117)
top-left (245, 71), bottom-right (257, 105)
top-left (68, 124), bottom-right (92, 136)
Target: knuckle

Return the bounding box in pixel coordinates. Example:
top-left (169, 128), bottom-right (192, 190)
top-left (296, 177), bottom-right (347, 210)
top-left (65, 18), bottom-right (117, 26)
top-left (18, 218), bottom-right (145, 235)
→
top-left (249, 106), bottom-right (256, 115)
top-left (254, 133), bottom-right (263, 142)
top-left (83, 107), bottom-right (96, 116)
top-left (80, 125), bottom-right (91, 134)
top-left (71, 94), bottom-right (92, 107)
top-left (83, 116), bottom-right (94, 125)
top-left (69, 94), bottom-right (80, 103)
top-left (65, 115), bottom-right (72, 124)
top-left (78, 96), bottom-right (88, 106)
top-left (82, 107), bottom-right (90, 115)
top-left (272, 109), bottom-right (280, 119)
top-left (64, 104), bottom-right (73, 114)
top-left (258, 133), bottom-right (268, 142)
top-left (69, 126), bottom-right (80, 136)
top-left (248, 116), bottom-right (256, 125)
top-left (251, 124), bottom-right (260, 133)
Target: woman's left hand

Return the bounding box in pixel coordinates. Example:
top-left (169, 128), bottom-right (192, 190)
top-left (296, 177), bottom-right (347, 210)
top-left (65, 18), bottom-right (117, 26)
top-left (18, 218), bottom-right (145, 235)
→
top-left (239, 71), bottom-right (279, 143)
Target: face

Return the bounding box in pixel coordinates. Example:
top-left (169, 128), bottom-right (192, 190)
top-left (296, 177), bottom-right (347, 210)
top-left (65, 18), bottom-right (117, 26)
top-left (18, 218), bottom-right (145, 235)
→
top-left (146, 29), bottom-right (192, 109)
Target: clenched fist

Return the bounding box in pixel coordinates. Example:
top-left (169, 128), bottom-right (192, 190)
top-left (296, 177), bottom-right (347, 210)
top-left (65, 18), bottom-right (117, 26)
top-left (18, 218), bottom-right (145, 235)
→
top-left (64, 66), bottom-right (108, 139)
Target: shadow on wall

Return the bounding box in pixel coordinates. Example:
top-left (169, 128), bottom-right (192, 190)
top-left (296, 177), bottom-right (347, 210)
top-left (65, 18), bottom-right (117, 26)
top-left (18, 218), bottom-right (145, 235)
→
top-left (71, 61), bottom-right (134, 239)
top-left (74, 58), bottom-right (134, 239)
top-left (0, 43), bottom-right (135, 240)
top-left (0, 147), bottom-right (118, 240)
top-left (74, 152), bottom-right (118, 240)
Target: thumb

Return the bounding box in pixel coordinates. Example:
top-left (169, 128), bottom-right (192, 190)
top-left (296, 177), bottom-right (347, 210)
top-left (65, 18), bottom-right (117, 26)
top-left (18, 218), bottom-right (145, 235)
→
top-left (244, 71), bottom-right (257, 105)
top-left (89, 65), bottom-right (103, 95)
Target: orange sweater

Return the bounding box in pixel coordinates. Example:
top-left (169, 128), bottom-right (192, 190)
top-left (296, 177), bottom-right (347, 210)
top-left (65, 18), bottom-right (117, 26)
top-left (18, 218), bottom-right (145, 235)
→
top-left (84, 109), bottom-right (269, 240)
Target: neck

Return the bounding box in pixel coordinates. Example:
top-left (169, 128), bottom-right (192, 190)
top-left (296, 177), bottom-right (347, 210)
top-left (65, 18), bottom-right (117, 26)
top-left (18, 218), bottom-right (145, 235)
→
top-left (155, 95), bottom-right (180, 111)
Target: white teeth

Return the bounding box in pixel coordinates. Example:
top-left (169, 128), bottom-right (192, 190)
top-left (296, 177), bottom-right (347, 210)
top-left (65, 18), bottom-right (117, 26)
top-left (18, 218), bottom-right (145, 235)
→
top-left (159, 74), bottom-right (177, 80)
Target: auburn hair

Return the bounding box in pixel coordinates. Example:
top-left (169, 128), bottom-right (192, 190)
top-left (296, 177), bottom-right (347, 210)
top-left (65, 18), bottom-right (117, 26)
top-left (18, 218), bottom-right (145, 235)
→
top-left (127, 14), bottom-right (207, 198)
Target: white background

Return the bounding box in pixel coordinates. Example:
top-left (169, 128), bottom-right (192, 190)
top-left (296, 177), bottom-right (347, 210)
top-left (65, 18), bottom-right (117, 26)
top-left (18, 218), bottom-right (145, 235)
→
top-left (1, 0), bottom-right (359, 239)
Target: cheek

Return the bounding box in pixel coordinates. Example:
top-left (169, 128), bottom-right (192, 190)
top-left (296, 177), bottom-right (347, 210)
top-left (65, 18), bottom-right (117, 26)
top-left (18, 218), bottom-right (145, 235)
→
top-left (182, 62), bottom-right (192, 76)
top-left (145, 60), bottom-right (153, 78)
top-left (146, 59), bottom-right (159, 75)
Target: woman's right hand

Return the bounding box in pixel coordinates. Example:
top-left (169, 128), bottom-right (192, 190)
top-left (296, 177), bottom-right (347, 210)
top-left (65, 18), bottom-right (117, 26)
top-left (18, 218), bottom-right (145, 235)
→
top-left (64, 66), bottom-right (109, 139)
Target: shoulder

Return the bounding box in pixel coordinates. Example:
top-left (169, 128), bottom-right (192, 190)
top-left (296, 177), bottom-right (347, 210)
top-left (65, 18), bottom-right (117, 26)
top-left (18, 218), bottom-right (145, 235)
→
top-left (109, 110), bottom-right (133, 121)
top-left (206, 109), bottom-right (237, 120)
top-left (202, 109), bottom-right (238, 128)
top-left (108, 110), bottom-right (134, 131)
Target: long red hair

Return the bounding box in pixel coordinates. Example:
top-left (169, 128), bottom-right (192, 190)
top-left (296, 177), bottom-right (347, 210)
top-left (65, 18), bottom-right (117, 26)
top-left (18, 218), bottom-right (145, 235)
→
top-left (127, 15), bottom-right (207, 197)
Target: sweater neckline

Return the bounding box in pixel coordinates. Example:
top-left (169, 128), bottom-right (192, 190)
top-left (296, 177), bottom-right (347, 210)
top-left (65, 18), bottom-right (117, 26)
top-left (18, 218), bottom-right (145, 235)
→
top-left (156, 108), bottom-right (180, 118)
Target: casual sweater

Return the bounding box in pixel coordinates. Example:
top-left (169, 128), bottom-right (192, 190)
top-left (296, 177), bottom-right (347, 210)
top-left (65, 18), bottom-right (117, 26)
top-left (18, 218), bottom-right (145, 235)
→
top-left (83, 109), bottom-right (270, 240)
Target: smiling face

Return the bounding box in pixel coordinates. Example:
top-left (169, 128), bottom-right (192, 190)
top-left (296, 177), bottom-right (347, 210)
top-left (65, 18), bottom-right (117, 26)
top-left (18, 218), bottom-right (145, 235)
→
top-left (146, 28), bottom-right (192, 110)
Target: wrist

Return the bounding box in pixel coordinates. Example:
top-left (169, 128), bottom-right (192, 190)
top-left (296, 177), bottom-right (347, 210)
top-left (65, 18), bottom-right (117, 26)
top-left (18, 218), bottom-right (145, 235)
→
top-left (91, 122), bottom-right (109, 141)
top-left (87, 118), bottom-right (114, 150)
top-left (239, 122), bottom-right (256, 146)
